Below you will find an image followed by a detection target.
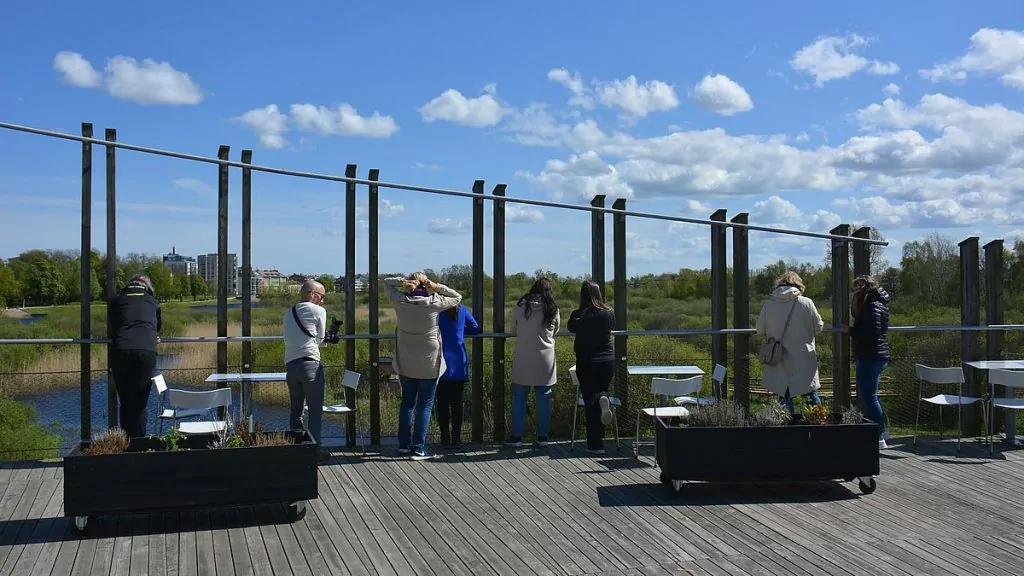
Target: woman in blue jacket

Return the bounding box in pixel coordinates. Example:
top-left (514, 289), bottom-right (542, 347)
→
top-left (437, 304), bottom-right (481, 448)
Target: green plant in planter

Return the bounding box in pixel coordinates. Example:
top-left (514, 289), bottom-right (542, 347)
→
top-left (749, 400), bottom-right (790, 427)
top-left (686, 401), bottom-right (747, 428)
top-left (803, 404), bottom-right (830, 425)
top-left (841, 405), bottom-right (865, 425)
top-left (83, 428), bottom-right (129, 456)
top-left (161, 427), bottom-right (184, 451)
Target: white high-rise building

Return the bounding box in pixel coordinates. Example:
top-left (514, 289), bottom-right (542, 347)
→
top-left (162, 247), bottom-right (197, 277)
top-left (197, 253), bottom-right (239, 295)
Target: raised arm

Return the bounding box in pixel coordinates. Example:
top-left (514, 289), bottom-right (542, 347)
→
top-left (383, 277), bottom-right (407, 303)
top-left (464, 307), bottom-right (482, 336)
top-left (428, 282), bottom-right (463, 310)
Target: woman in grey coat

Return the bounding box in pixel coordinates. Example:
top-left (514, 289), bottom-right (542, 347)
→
top-left (384, 272), bottom-right (463, 460)
top-left (507, 278), bottom-right (560, 447)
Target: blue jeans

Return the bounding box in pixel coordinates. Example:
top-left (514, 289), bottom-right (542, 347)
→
top-left (398, 376), bottom-right (438, 451)
top-left (780, 389), bottom-right (821, 414)
top-left (510, 384), bottom-right (553, 439)
top-left (856, 358), bottom-right (888, 438)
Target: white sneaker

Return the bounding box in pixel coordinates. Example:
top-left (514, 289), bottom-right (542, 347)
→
top-left (878, 439), bottom-right (888, 450)
top-left (599, 396), bottom-right (613, 425)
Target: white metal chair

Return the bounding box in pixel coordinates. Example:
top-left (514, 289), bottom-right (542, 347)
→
top-left (163, 387), bottom-right (233, 434)
top-left (153, 374), bottom-right (219, 434)
top-left (568, 365), bottom-right (621, 451)
top-left (323, 370), bottom-right (366, 454)
top-left (673, 364), bottom-right (726, 407)
top-left (633, 376), bottom-right (697, 458)
top-left (913, 364), bottom-right (984, 455)
top-left (985, 369), bottom-right (1024, 454)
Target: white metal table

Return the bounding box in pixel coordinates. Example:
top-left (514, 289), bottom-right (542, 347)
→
top-left (627, 365), bottom-right (705, 377)
top-left (964, 361), bottom-right (1023, 446)
top-left (205, 372), bottom-right (288, 430)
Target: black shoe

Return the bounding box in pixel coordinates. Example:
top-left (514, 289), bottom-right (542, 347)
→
top-left (505, 436), bottom-right (524, 448)
top-left (535, 437), bottom-right (549, 447)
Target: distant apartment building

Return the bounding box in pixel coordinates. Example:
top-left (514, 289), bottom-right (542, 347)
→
top-left (162, 247), bottom-right (197, 277)
top-left (334, 274), bottom-right (368, 293)
top-left (237, 267), bottom-right (259, 299)
top-left (197, 253), bottom-right (238, 295)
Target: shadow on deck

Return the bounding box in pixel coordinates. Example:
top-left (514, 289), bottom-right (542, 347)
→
top-left (1, 435), bottom-right (1023, 576)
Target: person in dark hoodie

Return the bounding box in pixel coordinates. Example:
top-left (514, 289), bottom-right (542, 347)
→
top-left (567, 280), bottom-right (616, 455)
top-left (843, 274), bottom-right (891, 449)
top-left (109, 274), bottom-right (162, 438)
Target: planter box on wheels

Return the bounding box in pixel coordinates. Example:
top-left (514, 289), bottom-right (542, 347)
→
top-left (655, 416), bottom-right (880, 495)
top-left (63, 430), bottom-right (318, 532)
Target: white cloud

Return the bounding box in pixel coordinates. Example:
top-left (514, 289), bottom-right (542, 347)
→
top-left (505, 205), bottom-right (545, 223)
top-left (681, 199), bottom-right (713, 214)
top-left (103, 55), bottom-right (203, 105)
top-left (427, 218), bottom-right (472, 235)
top-left (547, 68), bottom-right (594, 109)
top-left (380, 199), bottom-right (405, 218)
top-left (52, 51), bottom-right (202, 105)
top-left (594, 75), bottom-right (679, 119)
top-left (920, 28), bottom-right (1024, 90)
top-left (517, 151), bottom-right (633, 201)
top-left (172, 178), bottom-right (213, 194)
top-left (751, 196), bottom-right (842, 231)
top-left (236, 105), bottom-right (288, 149)
top-left (882, 83), bottom-right (901, 97)
top-left (418, 86), bottom-right (505, 127)
top-left (413, 162), bottom-right (441, 171)
top-left (790, 34), bottom-right (899, 86)
top-left (53, 51), bottom-right (100, 88)
top-left (795, 131), bottom-right (810, 142)
top-left (690, 74), bottom-right (754, 116)
top-left (289, 103), bottom-right (399, 138)
top-left (832, 195), bottom-right (1024, 228)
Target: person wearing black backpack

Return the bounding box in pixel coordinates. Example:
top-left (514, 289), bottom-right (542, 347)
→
top-left (284, 279), bottom-right (329, 462)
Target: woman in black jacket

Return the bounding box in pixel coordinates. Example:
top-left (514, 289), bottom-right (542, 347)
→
top-left (567, 281), bottom-right (615, 455)
top-left (109, 275), bottom-right (162, 437)
top-left (844, 274), bottom-right (890, 449)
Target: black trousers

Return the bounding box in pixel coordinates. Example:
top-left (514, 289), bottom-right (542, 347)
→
top-left (576, 360), bottom-right (615, 450)
top-left (435, 379), bottom-right (466, 445)
top-left (111, 348), bottom-right (157, 438)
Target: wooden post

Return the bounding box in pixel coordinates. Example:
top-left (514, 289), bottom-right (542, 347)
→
top-left (830, 224), bottom-right (851, 411)
top-left (471, 180), bottom-right (485, 443)
top-left (80, 123), bottom-right (93, 441)
top-left (492, 184), bottom-right (507, 442)
top-left (103, 127), bottom-right (117, 432)
top-left (710, 209), bottom-right (728, 399)
top-left (216, 145), bottom-right (230, 376)
top-left (368, 169), bottom-right (381, 445)
top-left (590, 195), bottom-right (606, 288)
top-left (612, 198), bottom-right (628, 412)
top-left (959, 236), bottom-right (982, 435)
top-left (241, 150), bottom-right (253, 380)
top-left (344, 164), bottom-right (357, 447)
top-left (731, 212), bottom-right (750, 412)
top-left (984, 239), bottom-right (1007, 440)
top-left (852, 227), bottom-right (872, 278)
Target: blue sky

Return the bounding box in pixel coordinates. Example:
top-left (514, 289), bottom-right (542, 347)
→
top-left (2, 1), bottom-right (1024, 277)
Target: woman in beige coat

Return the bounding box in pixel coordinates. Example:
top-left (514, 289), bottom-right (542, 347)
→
top-left (507, 278), bottom-right (560, 447)
top-left (384, 272), bottom-right (463, 460)
top-left (755, 271), bottom-right (824, 413)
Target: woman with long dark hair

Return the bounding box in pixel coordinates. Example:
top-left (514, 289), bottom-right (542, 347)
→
top-left (436, 303), bottom-right (481, 449)
top-left (567, 281), bottom-right (615, 454)
top-left (843, 274), bottom-right (891, 449)
top-left (507, 278), bottom-right (560, 447)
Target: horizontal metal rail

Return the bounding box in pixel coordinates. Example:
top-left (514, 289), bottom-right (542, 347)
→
top-left (0, 120), bottom-right (886, 245)
top-left (4, 324), bottom-right (1024, 345)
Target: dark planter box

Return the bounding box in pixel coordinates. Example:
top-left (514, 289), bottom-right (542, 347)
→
top-left (655, 416), bottom-right (880, 493)
top-left (64, 430), bottom-right (318, 528)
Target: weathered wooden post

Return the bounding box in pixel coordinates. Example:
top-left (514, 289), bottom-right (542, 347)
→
top-left (852, 227), bottom-right (872, 278)
top-left (344, 164), bottom-right (358, 447)
top-left (216, 145), bottom-right (230, 376)
top-left (103, 127), bottom-right (117, 432)
top-left (612, 198), bottom-right (629, 414)
top-left (471, 180), bottom-right (485, 443)
top-left (984, 239), bottom-right (1006, 441)
top-left (710, 209), bottom-right (728, 399)
top-left (80, 123), bottom-right (93, 440)
top-left (492, 184), bottom-right (507, 442)
top-left (368, 169), bottom-right (381, 445)
top-left (960, 237), bottom-right (982, 436)
top-left (830, 224), bottom-right (852, 411)
top-left (241, 150), bottom-right (253, 421)
top-left (731, 212), bottom-right (750, 412)
top-left (591, 195), bottom-right (606, 288)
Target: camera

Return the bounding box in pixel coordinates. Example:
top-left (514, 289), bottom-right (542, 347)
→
top-left (324, 317), bottom-right (343, 344)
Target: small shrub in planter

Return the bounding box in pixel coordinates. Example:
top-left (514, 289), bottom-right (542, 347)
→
top-left (749, 401), bottom-right (790, 427)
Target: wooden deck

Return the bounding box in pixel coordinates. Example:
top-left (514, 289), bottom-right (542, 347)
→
top-left (2, 437), bottom-right (1024, 576)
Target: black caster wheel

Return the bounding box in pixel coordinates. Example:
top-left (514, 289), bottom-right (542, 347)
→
top-left (73, 515), bottom-right (90, 533)
top-left (858, 477), bottom-right (877, 495)
top-left (288, 501), bottom-right (307, 522)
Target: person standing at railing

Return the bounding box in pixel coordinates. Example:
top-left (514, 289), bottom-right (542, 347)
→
top-left (567, 280), bottom-right (616, 455)
top-left (109, 274), bottom-right (161, 438)
top-left (843, 275), bottom-right (891, 449)
top-left (507, 278), bottom-right (561, 448)
top-left (384, 272), bottom-right (463, 461)
top-left (436, 303), bottom-right (481, 449)
top-left (284, 279), bottom-right (330, 463)
top-left (756, 271), bottom-right (824, 413)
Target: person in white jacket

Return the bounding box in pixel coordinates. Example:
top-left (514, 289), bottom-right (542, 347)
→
top-left (755, 271), bottom-right (824, 413)
top-left (507, 278), bottom-right (560, 447)
top-left (384, 272), bottom-right (463, 460)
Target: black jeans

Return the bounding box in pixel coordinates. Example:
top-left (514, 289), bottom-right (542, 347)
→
top-left (435, 379), bottom-right (466, 445)
top-left (111, 348), bottom-right (157, 438)
top-left (576, 360), bottom-right (614, 450)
